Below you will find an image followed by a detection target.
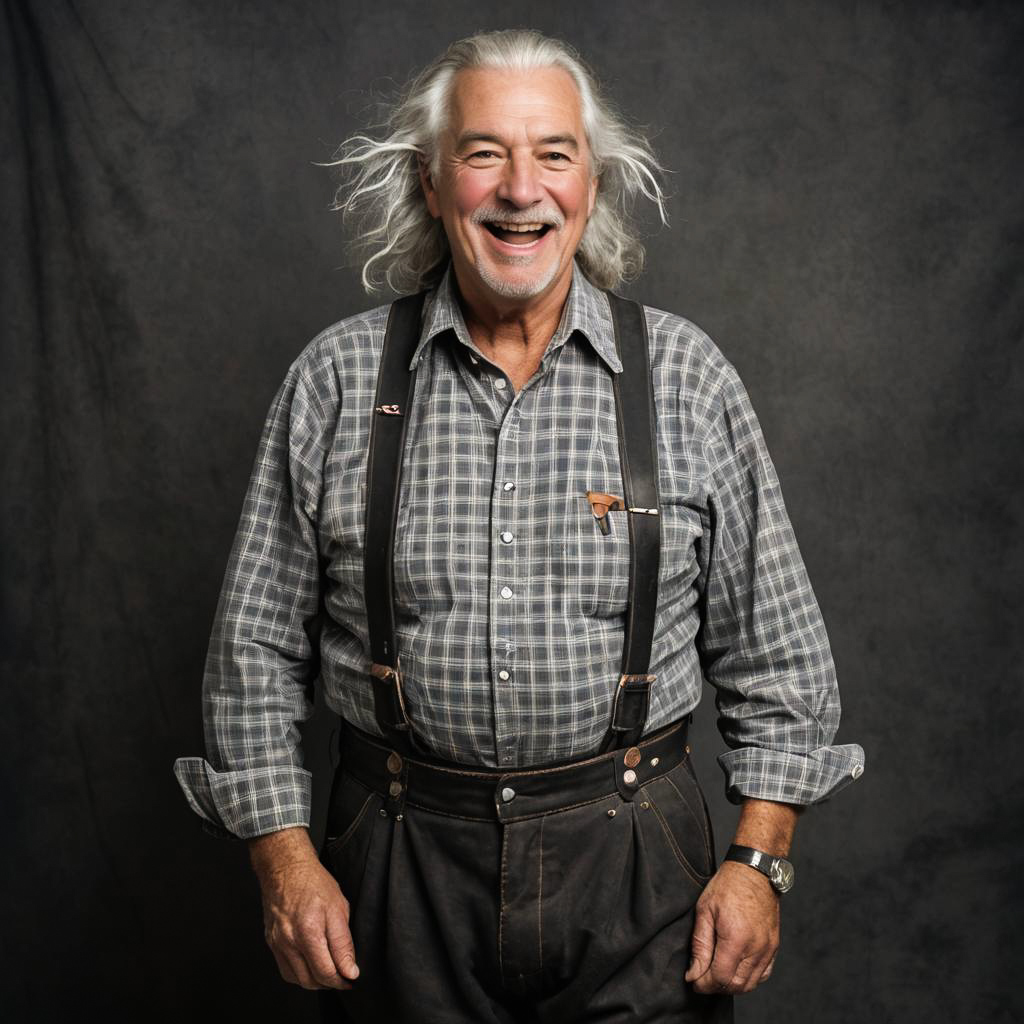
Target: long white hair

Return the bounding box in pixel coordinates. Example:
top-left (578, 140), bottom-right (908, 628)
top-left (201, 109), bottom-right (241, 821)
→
top-left (321, 28), bottom-right (669, 294)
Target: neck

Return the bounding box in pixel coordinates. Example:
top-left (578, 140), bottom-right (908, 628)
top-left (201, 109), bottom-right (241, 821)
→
top-left (451, 261), bottom-right (573, 361)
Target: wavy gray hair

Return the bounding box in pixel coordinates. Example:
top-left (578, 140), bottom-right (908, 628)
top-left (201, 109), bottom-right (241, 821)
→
top-left (321, 29), bottom-right (669, 294)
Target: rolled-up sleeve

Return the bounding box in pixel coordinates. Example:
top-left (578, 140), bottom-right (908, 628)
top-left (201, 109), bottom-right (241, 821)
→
top-left (695, 362), bottom-right (865, 806)
top-left (173, 358), bottom-right (330, 839)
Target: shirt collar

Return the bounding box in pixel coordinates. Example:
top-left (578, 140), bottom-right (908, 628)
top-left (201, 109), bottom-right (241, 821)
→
top-left (409, 259), bottom-right (623, 375)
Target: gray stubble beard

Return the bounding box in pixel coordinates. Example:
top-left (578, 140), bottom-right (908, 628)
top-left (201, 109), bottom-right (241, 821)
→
top-left (470, 207), bottom-right (566, 299)
top-left (475, 249), bottom-right (562, 299)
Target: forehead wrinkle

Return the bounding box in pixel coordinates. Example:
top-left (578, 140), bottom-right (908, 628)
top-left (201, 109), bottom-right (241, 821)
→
top-left (446, 68), bottom-right (585, 136)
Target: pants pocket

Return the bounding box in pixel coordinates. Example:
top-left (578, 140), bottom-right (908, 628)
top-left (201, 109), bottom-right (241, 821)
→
top-left (640, 758), bottom-right (715, 886)
top-left (320, 768), bottom-right (382, 897)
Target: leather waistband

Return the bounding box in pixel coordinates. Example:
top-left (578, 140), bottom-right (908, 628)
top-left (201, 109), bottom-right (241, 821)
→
top-left (337, 714), bottom-right (692, 823)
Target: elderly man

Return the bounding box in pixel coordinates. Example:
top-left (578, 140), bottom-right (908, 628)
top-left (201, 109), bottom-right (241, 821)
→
top-left (174, 28), bottom-right (864, 1024)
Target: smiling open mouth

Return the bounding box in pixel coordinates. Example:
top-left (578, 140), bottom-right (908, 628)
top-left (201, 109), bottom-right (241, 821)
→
top-left (483, 221), bottom-right (552, 245)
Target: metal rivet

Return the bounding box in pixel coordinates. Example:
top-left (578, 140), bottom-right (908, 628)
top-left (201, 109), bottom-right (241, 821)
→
top-left (378, 808), bottom-right (387, 817)
top-left (623, 769), bottom-right (637, 786)
top-left (650, 756), bottom-right (660, 767)
top-left (395, 814), bottom-right (403, 821)
top-left (607, 808), bottom-right (616, 818)
top-left (624, 747), bottom-right (641, 768)
top-left (388, 781), bottom-right (403, 798)
top-left (685, 745), bottom-right (691, 754)
top-left (387, 753), bottom-right (403, 774)
top-left (640, 801), bottom-right (650, 809)
top-left (501, 787), bottom-right (516, 803)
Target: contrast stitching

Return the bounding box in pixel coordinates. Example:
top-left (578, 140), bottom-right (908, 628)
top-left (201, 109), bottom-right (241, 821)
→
top-left (498, 825), bottom-right (509, 986)
top-left (537, 815), bottom-right (545, 971)
top-left (666, 774), bottom-right (706, 843)
top-left (668, 764), bottom-right (714, 869)
top-left (346, 719), bottom-right (686, 780)
top-left (645, 789), bottom-right (710, 887)
top-left (324, 790), bottom-right (376, 857)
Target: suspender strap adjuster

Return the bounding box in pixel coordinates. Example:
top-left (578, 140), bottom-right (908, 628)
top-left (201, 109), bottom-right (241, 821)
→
top-left (369, 662), bottom-right (412, 729)
top-left (599, 673), bottom-right (656, 753)
top-left (368, 661), bottom-right (430, 758)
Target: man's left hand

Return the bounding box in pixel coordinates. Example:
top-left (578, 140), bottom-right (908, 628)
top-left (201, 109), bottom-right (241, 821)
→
top-left (683, 859), bottom-right (780, 995)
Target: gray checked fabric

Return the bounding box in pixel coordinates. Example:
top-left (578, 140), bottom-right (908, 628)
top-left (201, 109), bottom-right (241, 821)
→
top-left (173, 258), bottom-right (865, 840)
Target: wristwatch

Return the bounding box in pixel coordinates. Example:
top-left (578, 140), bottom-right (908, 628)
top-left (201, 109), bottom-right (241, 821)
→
top-left (724, 843), bottom-right (795, 894)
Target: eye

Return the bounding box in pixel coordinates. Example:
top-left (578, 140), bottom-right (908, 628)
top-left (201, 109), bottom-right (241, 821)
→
top-left (544, 152), bottom-right (571, 162)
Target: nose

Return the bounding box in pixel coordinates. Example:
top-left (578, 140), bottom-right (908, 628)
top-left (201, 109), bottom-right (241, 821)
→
top-left (495, 151), bottom-right (543, 208)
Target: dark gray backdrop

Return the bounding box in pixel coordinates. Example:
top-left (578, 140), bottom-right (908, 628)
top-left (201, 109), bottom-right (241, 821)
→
top-left (3, 1), bottom-right (1021, 1021)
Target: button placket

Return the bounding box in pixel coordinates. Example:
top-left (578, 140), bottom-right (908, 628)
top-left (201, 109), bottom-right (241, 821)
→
top-left (490, 408), bottom-right (521, 769)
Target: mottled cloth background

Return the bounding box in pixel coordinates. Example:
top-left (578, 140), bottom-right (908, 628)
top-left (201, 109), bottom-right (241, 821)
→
top-left (2, 2), bottom-right (1021, 1021)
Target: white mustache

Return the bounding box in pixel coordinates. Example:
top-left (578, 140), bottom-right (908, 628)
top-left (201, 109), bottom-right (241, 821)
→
top-left (471, 208), bottom-right (564, 229)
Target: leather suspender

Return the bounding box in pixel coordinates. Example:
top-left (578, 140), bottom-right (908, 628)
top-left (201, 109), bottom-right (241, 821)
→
top-left (363, 291), bottom-right (431, 757)
top-left (363, 286), bottom-right (666, 760)
top-left (595, 292), bottom-right (662, 753)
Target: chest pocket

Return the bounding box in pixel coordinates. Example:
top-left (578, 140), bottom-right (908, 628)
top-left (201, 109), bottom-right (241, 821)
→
top-left (570, 495), bottom-right (632, 619)
top-left (571, 496), bottom-right (704, 621)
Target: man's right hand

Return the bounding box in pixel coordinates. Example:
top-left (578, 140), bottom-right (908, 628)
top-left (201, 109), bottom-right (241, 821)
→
top-left (247, 826), bottom-right (359, 991)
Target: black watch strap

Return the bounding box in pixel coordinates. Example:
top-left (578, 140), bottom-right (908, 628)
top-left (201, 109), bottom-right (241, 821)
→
top-left (724, 843), bottom-right (795, 894)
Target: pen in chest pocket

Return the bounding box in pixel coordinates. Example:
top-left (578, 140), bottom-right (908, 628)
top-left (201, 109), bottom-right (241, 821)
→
top-left (585, 490), bottom-right (625, 535)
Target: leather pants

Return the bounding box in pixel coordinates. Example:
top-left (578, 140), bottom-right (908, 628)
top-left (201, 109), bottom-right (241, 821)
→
top-left (316, 717), bottom-right (733, 1024)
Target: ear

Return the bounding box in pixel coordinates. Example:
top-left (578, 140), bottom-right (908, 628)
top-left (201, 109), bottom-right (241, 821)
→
top-left (418, 155), bottom-right (441, 219)
top-left (587, 174), bottom-right (598, 218)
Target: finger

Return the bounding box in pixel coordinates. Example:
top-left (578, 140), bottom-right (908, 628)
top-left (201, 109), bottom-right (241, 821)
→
top-left (269, 944), bottom-right (300, 986)
top-left (753, 950), bottom-right (778, 987)
top-left (696, 932), bottom-right (749, 995)
top-left (325, 904), bottom-right (361, 981)
top-left (726, 950), bottom-right (764, 993)
top-left (299, 918), bottom-right (352, 990)
top-left (280, 943), bottom-right (323, 990)
top-left (683, 903), bottom-right (716, 983)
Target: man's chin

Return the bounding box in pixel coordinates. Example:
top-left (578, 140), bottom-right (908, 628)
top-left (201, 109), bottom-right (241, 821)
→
top-left (475, 260), bottom-right (560, 301)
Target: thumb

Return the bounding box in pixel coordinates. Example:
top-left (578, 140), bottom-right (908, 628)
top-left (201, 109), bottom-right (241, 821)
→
top-left (684, 903), bottom-right (716, 982)
top-left (325, 912), bottom-right (360, 981)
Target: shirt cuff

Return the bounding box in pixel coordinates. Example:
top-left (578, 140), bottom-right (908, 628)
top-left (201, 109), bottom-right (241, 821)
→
top-left (172, 757), bottom-right (312, 840)
top-left (717, 742), bottom-right (866, 806)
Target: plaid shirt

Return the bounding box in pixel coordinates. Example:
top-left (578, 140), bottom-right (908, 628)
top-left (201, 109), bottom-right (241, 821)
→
top-left (174, 259), bottom-right (865, 840)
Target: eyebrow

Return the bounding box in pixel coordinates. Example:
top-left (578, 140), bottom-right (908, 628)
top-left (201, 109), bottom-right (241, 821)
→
top-left (455, 132), bottom-right (580, 152)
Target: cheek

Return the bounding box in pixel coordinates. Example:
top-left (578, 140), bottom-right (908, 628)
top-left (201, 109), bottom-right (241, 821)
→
top-left (450, 173), bottom-right (497, 217)
top-left (550, 176), bottom-right (592, 222)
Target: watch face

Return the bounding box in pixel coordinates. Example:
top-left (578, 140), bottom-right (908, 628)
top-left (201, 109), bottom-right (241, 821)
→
top-left (770, 859), bottom-right (795, 893)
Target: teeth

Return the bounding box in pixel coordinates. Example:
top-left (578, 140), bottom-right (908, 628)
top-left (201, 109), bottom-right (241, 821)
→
top-left (489, 221), bottom-right (547, 232)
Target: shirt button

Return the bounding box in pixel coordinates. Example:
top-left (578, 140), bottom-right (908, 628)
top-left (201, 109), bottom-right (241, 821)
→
top-left (498, 669), bottom-right (510, 681)
top-left (502, 481), bottom-right (516, 492)
top-left (500, 531), bottom-right (514, 543)
top-left (500, 586), bottom-right (513, 599)
top-left (851, 763), bottom-right (864, 779)
top-left (494, 378), bottom-right (507, 390)
top-left (501, 787), bottom-right (516, 802)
